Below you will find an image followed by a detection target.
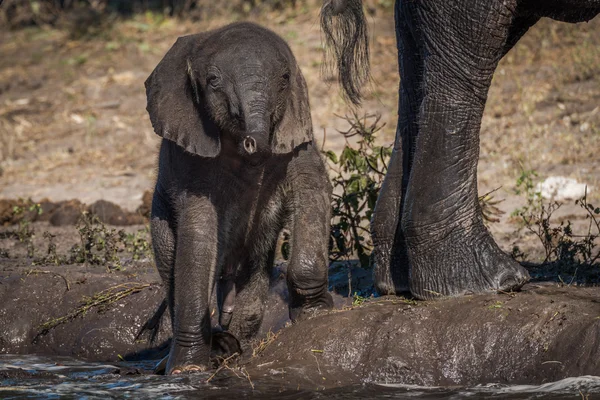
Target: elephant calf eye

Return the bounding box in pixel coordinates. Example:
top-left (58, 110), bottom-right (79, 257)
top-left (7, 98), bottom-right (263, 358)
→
top-left (207, 72), bottom-right (222, 89)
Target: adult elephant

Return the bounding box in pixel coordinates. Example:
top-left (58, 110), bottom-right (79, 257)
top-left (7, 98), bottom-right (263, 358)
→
top-left (320, 0), bottom-right (600, 299)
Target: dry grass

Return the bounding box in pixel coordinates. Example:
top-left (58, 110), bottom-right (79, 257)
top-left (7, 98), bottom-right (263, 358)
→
top-left (37, 282), bottom-right (152, 335)
top-left (251, 329), bottom-right (280, 357)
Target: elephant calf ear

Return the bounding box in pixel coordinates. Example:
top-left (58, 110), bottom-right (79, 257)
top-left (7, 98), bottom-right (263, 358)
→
top-left (145, 34), bottom-right (220, 158)
top-left (272, 67), bottom-right (313, 154)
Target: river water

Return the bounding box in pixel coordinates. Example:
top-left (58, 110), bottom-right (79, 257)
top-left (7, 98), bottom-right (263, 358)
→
top-left (1, 355), bottom-right (599, 399)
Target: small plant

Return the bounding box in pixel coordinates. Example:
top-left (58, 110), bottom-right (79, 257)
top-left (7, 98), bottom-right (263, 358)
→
top-left (351, 292), bottom-right (367, 307)
top-left (120, 227), bottom-right (153, 261)
top-left (324, 111), bottom-right (391, 268)
top-left (511, 169), bottom-right (600, 280)
top-left (28, 212), bottom-right (152, 269)
top-left (511, 167), bottom-right (542, 222)
top-left (520, 193), bottom-right (600, 269)
top-left (11, 201), bottom-right (42, 258)
top-left (69, 212), bottom-right (125, 271)
top-left (35, 231), bottom-right (64, 265)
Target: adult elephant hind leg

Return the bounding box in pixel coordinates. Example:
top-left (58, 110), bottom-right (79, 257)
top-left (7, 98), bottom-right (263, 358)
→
top-left (400, 0), bottom-right (529, 299)
top-left (371, 150), bottom-right (409, 295)
top-left (371, 4), bottom-right (425, 296)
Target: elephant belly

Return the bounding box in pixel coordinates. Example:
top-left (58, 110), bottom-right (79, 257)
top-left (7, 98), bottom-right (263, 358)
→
top-left (218, 185), bottom-right (287, 275)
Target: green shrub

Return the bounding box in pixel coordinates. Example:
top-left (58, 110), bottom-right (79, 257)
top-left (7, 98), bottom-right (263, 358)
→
top-left (323, 112), bottom-right (391, 268)
top-left (511, 170), bottom-right (600, 281)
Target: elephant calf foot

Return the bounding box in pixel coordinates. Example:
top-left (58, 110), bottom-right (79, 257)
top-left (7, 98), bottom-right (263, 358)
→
top-left (211, 331), bottom-right (242, 361)
top-left (157, 330), bottom-right (242, 375)
top-left (406, 224), bottom-right (530, 300)
top-left (162, 341), bottom-right (210, 375)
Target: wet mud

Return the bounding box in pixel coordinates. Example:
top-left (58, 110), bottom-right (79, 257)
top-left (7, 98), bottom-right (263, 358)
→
top-left (247, 284), bottom-right (600, 387)
top-left (0, 221), bottom-right (599, 388)
top-left (1, 266), bottom-right (599, 387)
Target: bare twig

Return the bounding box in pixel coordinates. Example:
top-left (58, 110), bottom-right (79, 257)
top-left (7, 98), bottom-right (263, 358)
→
top-left (206, 352), bottom-right (240, 383)
top-left (311, 351), bottom-right (322, 375)
top-left (252, 329), bottom-right (280, 357)
top-left (25, 269), bottom-right (70, 291)
top-left (206, 352), bottom-right (253, 389)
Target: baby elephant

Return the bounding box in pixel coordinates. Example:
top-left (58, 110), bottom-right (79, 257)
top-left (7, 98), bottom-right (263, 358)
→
top-left (146, 22), bottom-right (333, 374)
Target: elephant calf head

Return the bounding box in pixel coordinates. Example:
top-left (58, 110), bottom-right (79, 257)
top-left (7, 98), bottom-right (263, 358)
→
top-left (145, 22), bottom-right (313, 161)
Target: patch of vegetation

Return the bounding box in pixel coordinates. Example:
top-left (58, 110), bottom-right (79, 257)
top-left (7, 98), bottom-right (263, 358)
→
top-left (511, 167), bottom-right (542, 222)
top-left (30, 212), bottom-right (152, 270)
top-left (351, 292), bottom-right (367, 307)
top-left (38, 231), bottom-right (61, 265)
top-left (324, 112), bottom-right (391, 268)
top-left (68, 212), bottom-right (126, 270)
top-left (9, 201), bottom-right (43, 258)
top-left (511, 169), bottom-right (600, 282)
top-left (122, 226), bottom-right (152, 261)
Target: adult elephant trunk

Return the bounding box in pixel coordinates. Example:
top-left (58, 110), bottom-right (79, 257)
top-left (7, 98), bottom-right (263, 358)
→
top-left (320, 0), bottom-right (370, 105)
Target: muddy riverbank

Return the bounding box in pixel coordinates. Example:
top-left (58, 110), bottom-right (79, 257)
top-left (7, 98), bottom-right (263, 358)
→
top-left (1, 219), bottom-right (599, 388)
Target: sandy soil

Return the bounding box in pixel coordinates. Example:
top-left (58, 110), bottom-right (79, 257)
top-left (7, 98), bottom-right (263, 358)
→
top-left (0, 6), bottom-right (599, 261)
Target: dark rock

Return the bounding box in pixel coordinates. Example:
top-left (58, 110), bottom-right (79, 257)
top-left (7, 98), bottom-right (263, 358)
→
top-left (88, 199), bottom-right (145, 226)
top-left (49, 200), bottom-right (85, 226)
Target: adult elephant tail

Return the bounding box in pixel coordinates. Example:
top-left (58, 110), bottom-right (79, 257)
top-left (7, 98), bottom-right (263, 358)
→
top-left (320, 0), bottom-right (370, 106)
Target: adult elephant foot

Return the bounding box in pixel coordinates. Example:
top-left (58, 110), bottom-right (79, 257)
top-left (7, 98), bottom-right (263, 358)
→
top-left (405, 218), bottom-right (530, 300)
top-left (371, 236), bottom-right (410, 296)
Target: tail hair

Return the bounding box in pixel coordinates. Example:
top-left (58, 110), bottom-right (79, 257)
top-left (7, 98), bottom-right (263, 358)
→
top-left (320, 0), bottom-right (370, 106)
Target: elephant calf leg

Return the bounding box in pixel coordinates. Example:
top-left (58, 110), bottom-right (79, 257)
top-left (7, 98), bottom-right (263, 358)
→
top-left (227, 268), bottom-right (270, 342)
top-left (288, 170), bottom-right (333, 320)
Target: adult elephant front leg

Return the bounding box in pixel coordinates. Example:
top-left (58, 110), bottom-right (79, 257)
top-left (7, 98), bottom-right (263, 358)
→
top-left (287, 147), bottom-right (334, 321)
top-left (399, 0), bottom-right (529, 299)
top-left (166, 197), bottom-right (219, 374)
